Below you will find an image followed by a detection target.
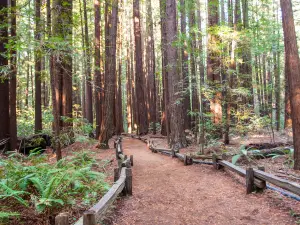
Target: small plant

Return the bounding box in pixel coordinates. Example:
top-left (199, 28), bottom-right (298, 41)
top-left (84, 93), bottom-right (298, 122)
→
top-left (231, 145), bottom-right (263, 165)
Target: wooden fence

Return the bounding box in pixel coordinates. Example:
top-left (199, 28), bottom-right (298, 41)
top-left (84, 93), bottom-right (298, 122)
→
top-left (55, 137), bottom-right (133, 225)
top-left (143, 136), bottom-right (300, 199)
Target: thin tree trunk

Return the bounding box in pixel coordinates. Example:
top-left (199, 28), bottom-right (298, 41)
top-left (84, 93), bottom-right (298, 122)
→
top-left (94, 0), bottom-right (102, 138)
top-left (146, 0), bottom-right (157, 134)
top-left (0, 0), bottom-right (10, 141)
top-left (83, 0), bottom-right (93, 125)
top-left (180, 0), bottom-right (191, 130)
top-left (9, 0), bottom-right (17, 150)
top-left (35, 0), bottom-right (42, 133)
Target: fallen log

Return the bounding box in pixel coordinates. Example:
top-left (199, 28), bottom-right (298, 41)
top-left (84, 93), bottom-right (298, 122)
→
top-left (247, 147), bottom-right (293, 159)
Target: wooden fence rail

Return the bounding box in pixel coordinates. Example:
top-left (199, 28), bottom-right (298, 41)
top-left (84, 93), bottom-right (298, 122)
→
top-left (55, 137), bottom-right (133, 225)
top-left (143, 136), bottom-right (300, 200)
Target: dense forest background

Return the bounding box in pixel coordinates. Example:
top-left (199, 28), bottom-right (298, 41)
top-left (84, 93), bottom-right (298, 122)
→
top-left (1, 0), bottom-right (300, 168)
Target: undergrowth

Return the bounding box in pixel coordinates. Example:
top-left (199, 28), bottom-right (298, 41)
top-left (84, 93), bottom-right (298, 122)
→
top-left (0, 151), bottom-right (110, 224)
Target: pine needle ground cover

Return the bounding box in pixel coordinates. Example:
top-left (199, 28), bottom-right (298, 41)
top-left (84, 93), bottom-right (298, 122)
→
top-left (0, 151), bottom-right (110, 224)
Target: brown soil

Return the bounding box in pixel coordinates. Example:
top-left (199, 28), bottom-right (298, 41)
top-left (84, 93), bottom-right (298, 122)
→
top-left (111, 137), bottom-right (297, 225)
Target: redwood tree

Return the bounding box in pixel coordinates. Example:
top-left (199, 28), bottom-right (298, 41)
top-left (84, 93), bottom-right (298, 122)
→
top-left (280, 0), bottom-right (300, 170)
top-left (94, 0), bottom-right (102, 138)
top-left (35, 0), bottom-right (42, 132)
top-left (133, 0), bottom-right (148, 135)
top-left (10, 0), bottom-right (17, 150)
top-left (0, 1), bottom-right (10, 141)
top-left (166, 0), bottom-right (186, 149)
top-left (98, 0), bottom-right (119, 148)
top-left (51, 0), bottom-right (73, 160)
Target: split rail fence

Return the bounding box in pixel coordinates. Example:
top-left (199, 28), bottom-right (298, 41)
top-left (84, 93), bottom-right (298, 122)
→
top-left (55, 137), bottom-right (133, 225)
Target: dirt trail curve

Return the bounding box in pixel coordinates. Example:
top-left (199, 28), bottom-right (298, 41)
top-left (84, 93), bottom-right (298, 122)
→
top-left (112, 138), bottom-right (295, 225)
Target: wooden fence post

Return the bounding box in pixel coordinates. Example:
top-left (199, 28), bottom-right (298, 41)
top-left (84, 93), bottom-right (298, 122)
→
top-left (83, 210), bottom-right (96, 225)
top-left (246, 168), bottom-right (254, 194)
top-left (55, 213), bottom-right (69, 225)
top-left (114, 168), bottom-right (120, 182)
top-left (257, 166), bottom-right (266, 190)
top-left (130, 155), bottom-right (133, 166)
top-left (184, 155), bottom-right (188, 166)
top-left (171, 149), bottom-right (176, 158)
top-left (212, 154), bottom-right (222, 170)
top-left (125, 168), bottom-right (133, 195)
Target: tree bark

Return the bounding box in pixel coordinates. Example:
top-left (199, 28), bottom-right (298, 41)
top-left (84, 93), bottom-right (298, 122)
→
top-left (51, 0), bottom-right (73, 160)
top-left (0, 0), bottom-right (10, 142)
top-left (166, 0), bottom-right (187, 149)
top-left (83, 0), bottom-right (93, 125)
top-left (98, 0), bottom-right (119, 148)
top-left (180, 0), bottom-right (191, 130)
top-left (280, 0), bottom-right (300, 170)
top-left (94, 0), bottom-right (102, 138)
top-left (133, 0), bottom-right (148, 135)
top-left (207, 0), bottom-right (222, 127)
top-left (9, 0), bottom-right (17, 150)
top-left (35, 0), bottom-right (42, 133)
top-left (146, 0), bottom-right (157, 134)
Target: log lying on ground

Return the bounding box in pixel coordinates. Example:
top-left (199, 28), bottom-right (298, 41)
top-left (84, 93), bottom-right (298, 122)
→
top-left (247, 147), bottom-right (293, 159)
top-left (246, 142), bottom-right (291, 150)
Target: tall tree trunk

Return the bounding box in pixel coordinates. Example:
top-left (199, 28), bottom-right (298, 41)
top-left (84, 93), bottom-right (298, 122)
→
top-left (160, 0), bottom-right (170, 138)
top-left (94, 0), bottom-right (102, 138)
top-left (9, 0), bottom-right (17, 150)
top-left (166, 0), bottom-right (187, 149)
top-left (207, 0), bottom-right (222, 127)
top-left (0, 1), bottom-right (10, 141)
top-left (35, 0), bottom-right (42, 133)
top-left (83, 0), bottom-right (93, 125)
top-left (188, 4), bottom-right (199, 131)
top-left (280, 0), bottom-right (300, 170)
top-left (98, 0), bottom-right (119, 148)
top-left (51, 0), bottom-right (73, 160)
top-left (133, 0), bottom-right (148, 135)
top-left (146, 0), bottom-right (157, 134)
top-left (126, 48), bottom-right (133, 133)
top-left (180, 0), bottom-right (191, 130)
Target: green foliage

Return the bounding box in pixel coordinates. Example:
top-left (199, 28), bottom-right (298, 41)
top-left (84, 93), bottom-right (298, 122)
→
top-left (0, 151), bottom-right (109, 218)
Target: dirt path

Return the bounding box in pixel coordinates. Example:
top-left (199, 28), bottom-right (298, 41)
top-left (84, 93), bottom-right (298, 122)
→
top-left (112, 138), bottom-right (295, 225)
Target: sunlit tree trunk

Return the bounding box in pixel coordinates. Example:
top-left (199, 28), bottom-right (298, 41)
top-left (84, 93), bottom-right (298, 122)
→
top-left (133, 0), bottom-right (148, 135)
top-left (98, 0), bottom-right (119, 148)
top-left (280, 0), bottom-right (300, 170)
top-left (35, 0), bottom-right (42, 133)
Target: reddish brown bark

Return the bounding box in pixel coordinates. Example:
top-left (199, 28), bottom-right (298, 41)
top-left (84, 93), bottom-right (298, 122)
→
top-left (159, 0), bottom-right (170, 138)
top-left (133, 0), bottom-right (148, 135)
top-left (35, 0), bottom-right (42, 133)
top-left (180, 0), bottom-right (191, 130)
top-left (166, 0), bottom-right (187, 149)
top-left (94, 0), bottom-right (102, 138)
top-left (98, 0), bottom-right (119, 148)
top-left (51, 0), bottom-right (73, 160)
top-left (146, 0), bottom-right (157, 134)
top-left (280, 0), bottom-right (300, 169)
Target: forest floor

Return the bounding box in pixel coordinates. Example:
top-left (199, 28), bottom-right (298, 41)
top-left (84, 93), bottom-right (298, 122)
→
top-left (109, 137), bottom-right (299, 225)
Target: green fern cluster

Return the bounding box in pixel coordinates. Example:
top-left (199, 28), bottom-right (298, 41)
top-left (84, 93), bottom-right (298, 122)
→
top-left (0, 151), bottom-right (110, 222)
